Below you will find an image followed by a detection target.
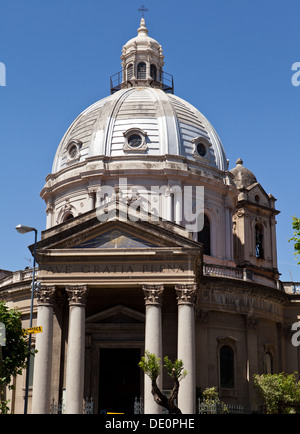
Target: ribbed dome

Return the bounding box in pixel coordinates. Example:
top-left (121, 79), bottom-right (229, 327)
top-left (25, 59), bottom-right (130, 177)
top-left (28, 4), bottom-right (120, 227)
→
top-left (230, 158), bottom-right (257, 189)
top-left (52, 87), bottom-right (228, 173)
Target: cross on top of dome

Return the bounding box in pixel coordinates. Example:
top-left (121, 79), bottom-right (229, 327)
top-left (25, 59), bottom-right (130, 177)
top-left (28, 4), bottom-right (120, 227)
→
top-left (138, 5), bottom-right (148, 18)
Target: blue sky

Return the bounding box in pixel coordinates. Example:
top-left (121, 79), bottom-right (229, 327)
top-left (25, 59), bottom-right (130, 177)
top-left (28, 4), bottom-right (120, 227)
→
top-left (0, 0), bottom-right (300, 282)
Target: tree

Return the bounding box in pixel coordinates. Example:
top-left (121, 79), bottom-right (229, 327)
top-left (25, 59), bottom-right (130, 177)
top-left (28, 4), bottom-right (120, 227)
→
top-left (198, 386), bottom-right (229, 414)
top-left (0, 302), bottom-right (29, 413)
top-left (288, 216), bottom-right (300, 265)
top-left (138, 351), bottom-right (187, 414)
top-left (254, 372), bottom-right (300, 414)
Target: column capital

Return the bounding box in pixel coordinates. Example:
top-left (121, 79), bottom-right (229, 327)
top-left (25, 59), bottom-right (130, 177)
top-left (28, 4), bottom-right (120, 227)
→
top-left (175, 284), bottom-right (197, 305)
top-left (36, 285), bottom-right (56, 306)
top-left (66, 285), bottom-right (88, 306)
top-left (142, 284), bottom-right (164, 306)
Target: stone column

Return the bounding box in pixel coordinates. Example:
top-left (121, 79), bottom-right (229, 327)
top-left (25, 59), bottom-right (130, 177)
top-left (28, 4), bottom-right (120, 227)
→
top-left (176, 284), bottom-right (197, 414)
top-left (32, 285), bottom-right (56, 414)
top-left (142, 284), bottom-right (164, 414)
top-left (65, 285), bottom-right (87, 414)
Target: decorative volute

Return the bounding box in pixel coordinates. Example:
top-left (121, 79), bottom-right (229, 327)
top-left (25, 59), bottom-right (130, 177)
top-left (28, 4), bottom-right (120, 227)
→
top-left (121, 18), bottom-right (165, 89)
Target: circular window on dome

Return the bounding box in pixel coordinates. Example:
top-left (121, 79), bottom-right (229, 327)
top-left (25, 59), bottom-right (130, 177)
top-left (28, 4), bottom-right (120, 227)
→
top-left (123, 128), bottom-right (148, 153)
top-left (128, 134), bottom-right (142, 148)
top-left (66, 139), bottom-right (82, 163)
top-left (197, 142), bottom-right (207, 157)
top-left (69, 144), bottom-right (78, 158)
top-left (192, 136), bottom-right (211, 161)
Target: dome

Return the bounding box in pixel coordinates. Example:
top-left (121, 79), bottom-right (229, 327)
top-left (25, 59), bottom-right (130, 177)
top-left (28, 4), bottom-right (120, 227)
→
top-left (230, 158), bottom-right (257, 189)
top-left (43, 18), bottom-right (236, 238)
top-left (51, 18), bottom-right (228, 174)
top-left (52, 87), bottom-right (228, 173)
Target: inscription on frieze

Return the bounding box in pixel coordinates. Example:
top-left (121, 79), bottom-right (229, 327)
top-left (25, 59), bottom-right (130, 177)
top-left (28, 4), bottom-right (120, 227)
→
top-left (41, 262), bottom-right (188, 275)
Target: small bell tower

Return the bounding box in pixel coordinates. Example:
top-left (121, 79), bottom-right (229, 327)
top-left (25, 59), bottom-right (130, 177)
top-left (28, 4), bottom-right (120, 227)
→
top-left (230, 159), bottom-right (280, 284)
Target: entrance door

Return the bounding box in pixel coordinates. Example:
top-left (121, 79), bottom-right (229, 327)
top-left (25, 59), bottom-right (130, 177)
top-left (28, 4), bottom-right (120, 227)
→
top-left (98, 348), bottom-right (141, 414)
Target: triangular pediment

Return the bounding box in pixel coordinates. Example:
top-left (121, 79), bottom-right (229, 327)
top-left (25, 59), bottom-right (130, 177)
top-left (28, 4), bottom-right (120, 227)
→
top-left (86, 305), bottom-right (145, 324)
top-left (246, 183), bottom-right (278, 211)
top-left (73, 228), bottom-right (157, 249)
top-left (35, 201), bottom-right (201, 253)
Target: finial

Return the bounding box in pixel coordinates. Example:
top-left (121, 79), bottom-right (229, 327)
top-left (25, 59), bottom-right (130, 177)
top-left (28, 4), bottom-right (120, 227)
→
top-left (236, 158), bottom-right (243, 165)
top-left (137, 17), bottom-right (148, 36)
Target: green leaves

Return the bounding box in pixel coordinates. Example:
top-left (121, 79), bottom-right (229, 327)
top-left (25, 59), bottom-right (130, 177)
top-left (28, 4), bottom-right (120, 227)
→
top-left (0, 302), bottom-right (29, 413)
top-left (138, 351), bottom-right (185, 414)
top-left (254, 372), bottom-right (300, 414)
top-left (163, 356), bottom-right (187, 381)
top-left (288, 216), bottom-right (300, 265)
top-left (138, 351), bottom-right (187, 381)
top-left (138, 351), bottom-right (161, 381)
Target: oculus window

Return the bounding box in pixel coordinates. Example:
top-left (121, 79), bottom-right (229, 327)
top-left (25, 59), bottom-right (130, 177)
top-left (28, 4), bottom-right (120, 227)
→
top-left (192, 136), bottom-right (211, 161)
top-left (123, 128), bottom-right (148, 153)
top-left (66, 139), bottom-right (82, 164)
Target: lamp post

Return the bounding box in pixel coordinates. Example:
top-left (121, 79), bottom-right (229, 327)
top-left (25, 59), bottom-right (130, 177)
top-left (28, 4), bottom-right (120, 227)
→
top-left (15, 224), bottom-right (38, 415)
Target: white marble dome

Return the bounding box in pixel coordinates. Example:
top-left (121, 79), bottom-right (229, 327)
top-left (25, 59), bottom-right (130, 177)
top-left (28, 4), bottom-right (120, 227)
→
top-left (52, 87), bottom-right (228, 173)
top-left (43, 18), bottom-right (237, 269)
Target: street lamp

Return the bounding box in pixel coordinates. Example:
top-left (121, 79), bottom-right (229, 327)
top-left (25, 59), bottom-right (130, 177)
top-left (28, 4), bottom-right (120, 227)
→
top-left (16, 224), bottom-right (38, 415)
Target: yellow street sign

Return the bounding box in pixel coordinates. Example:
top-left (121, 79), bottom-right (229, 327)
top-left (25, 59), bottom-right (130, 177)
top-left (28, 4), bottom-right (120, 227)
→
top-left (23, 326), bottom-right (43, 335)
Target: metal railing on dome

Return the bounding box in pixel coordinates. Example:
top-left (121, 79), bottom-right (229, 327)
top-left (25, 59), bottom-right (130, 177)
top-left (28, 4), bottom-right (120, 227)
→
top-left (110, 70), bottom-right (174, 94)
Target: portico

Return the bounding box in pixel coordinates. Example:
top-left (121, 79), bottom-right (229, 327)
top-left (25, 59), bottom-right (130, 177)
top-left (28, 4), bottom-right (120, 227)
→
top-left (30, 205), bottom-right (202, 414)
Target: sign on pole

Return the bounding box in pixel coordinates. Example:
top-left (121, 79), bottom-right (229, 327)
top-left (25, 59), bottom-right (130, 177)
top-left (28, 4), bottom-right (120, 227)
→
top-left (23, 326), bottom-right (43, 335)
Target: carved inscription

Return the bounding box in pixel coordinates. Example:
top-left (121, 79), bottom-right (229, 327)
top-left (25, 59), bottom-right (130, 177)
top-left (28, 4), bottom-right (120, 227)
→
top-left (42, 262), bottom-right (187, 275)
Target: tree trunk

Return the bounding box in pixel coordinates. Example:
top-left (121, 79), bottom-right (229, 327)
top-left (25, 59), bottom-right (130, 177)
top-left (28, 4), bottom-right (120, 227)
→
top-left (151, 369), bottom-right (182, 414)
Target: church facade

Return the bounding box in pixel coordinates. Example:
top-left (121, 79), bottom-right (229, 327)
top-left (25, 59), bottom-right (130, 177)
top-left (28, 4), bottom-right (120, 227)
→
top-left (1, 18), bottom-right (300, 414)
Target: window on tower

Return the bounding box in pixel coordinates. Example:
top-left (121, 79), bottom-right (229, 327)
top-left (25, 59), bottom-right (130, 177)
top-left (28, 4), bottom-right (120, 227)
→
top-left (137, 62), bottom-right (146, 79)
top-left (255, 223), bottom-right (264, 259)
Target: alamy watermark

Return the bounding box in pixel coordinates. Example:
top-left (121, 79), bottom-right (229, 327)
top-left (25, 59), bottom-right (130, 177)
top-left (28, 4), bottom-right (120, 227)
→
top-left (0, 322), bottom-right (6, 346)
top-left (95, 178), bottom-right (204, 234)
top-left (0, 62), bottom-right (6, 86)
top-left (291, 62), bottom-right (300, 86)
top-left (291, 322), bottom-right (300, 347)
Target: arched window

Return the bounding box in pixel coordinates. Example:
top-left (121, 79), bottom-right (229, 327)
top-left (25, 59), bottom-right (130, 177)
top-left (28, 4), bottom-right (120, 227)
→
top-left (150, 64), bottom-right (157, 81)
top-left (198, 214), bottom-right (211, 255)
top-left (265, 352), bottom-right (273, 374)
top-left (220, 345), bottom-right (235, 388)
top-left (63, 213), bottom-right (74, 222)
top-left (127, 64), bottom-right (133, 80)
top-left (137, 62), bottom-right (146, 79)
top-left (255, 223), bottom-right (264, 259)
